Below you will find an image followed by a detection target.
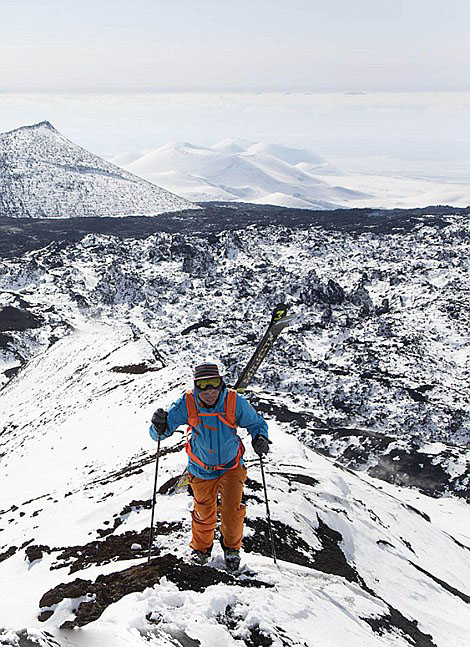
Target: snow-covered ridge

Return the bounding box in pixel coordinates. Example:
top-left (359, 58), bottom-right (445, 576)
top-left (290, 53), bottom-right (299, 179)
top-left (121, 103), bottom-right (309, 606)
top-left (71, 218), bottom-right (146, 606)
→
top-left (115, 137), bottom-right (470, 211)
top-left (0, 314), bottom-right (469, 645)
top-left (115, 138), bottom-right (365, 210)
top-left (0, 121), bottom-right (196, 218)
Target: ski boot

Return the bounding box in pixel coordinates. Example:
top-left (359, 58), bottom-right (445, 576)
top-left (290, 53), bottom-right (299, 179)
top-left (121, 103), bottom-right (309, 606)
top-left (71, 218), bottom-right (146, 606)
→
top-left (220, 536), bottom-right (241, 572)
top-left (224, 548), bottom-right (240, 572)
top-left (190, 544), bottom-right (212, 566)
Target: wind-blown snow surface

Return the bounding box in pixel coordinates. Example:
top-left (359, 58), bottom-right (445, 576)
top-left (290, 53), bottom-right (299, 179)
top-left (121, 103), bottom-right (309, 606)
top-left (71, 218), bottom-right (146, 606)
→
top-left (1, 214), bottom-right (469, 645)
top-left (0, 122), bottom-right (195, 218)
top-left (116, 139), bottom-right (470, 210)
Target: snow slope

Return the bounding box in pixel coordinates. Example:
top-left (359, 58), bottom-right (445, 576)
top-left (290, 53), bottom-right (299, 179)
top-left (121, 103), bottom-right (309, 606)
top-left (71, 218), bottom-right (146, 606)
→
top-left (1, 323), bottom-right (469, 646)
top-left (0, 212), bottom-right (469, 645)
top-left (0, 122), bottom-right (196, 218)
top-left (120, 139), bottom-right (361, 209)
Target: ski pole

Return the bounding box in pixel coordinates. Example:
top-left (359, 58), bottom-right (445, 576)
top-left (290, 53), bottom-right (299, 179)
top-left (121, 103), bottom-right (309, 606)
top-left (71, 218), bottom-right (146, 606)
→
top-left (259, 455), bottom-right (278, 567)
top-left (147, 435), bottom-right (161, 564)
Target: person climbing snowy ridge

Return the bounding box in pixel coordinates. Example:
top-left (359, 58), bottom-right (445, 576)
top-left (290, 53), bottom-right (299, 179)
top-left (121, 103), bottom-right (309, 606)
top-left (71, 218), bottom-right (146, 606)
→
top-left (150, 362), bottom-right (270, 571)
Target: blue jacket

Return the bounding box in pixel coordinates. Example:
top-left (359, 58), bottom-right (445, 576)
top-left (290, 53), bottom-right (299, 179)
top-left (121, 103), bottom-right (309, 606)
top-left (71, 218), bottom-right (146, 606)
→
top-left (149, 387), bottom-right (268, 479)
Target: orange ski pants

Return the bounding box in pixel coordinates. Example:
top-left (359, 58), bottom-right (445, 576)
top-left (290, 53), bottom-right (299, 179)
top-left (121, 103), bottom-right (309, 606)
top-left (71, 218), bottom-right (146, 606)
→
top-left (189, 464), bottom-right (247, 552)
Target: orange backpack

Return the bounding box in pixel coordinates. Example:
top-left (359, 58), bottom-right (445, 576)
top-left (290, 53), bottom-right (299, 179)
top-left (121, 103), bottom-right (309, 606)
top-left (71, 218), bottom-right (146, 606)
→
top-left (185, 388), bottom-right (244, 471)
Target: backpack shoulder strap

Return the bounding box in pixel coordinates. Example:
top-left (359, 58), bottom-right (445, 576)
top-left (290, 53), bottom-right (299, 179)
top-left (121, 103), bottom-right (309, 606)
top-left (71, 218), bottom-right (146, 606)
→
top-left (224, 388), bottom-right (237, 427)
top-left (185, 388), bottom-right (243, 471)
top-left (185, 390), bottom-right (199, 428)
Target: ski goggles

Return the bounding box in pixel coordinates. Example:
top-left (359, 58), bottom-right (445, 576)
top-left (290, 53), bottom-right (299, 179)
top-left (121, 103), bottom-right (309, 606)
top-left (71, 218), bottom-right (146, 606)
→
top-left (195, 377), bottom-right (223, 391)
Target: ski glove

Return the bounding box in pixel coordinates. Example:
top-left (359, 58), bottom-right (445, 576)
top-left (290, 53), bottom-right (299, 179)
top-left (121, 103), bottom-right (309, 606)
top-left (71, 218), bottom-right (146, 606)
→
top-left (151, 408), bottom-right (168, 436)
top-left (252, 434), bottom-right (271, 456)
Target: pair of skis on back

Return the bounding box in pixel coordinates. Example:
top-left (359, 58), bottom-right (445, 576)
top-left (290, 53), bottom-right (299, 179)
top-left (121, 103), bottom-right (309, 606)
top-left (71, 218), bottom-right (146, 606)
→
top-left (172, 303), bottom-right (296, 494)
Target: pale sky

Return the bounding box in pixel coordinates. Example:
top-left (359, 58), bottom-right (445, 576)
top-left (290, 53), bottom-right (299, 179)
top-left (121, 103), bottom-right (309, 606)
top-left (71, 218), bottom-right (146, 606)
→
top-left (1, 0), bottom-right (469, 92)
top-left (1, 1), bottom-right (469, 181)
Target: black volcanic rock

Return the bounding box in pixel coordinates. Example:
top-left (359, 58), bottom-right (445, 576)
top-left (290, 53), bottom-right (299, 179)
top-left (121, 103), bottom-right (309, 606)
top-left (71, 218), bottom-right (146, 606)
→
top-left (0, 306), bottom-right (41, 332)
top-left (301, 270), bottom-right (345, 306)
top-left (0, 203), bottom-right (468, 499)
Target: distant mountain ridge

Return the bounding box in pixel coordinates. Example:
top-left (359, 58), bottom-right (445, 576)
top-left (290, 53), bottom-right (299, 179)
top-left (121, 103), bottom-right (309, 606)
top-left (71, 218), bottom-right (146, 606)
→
top-left (0, 121), bottom-right (195, 218)
top-left (115, 138), bottom-right (366, 209)
top-left (115, 138), bottom-right (470, 211)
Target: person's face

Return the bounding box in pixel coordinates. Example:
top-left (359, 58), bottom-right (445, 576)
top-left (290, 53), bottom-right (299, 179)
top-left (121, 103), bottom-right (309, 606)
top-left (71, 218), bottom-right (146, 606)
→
top-left (197, 386), bottom-right (221, 406)
top-left (196, 376), bottom-right (222, 406)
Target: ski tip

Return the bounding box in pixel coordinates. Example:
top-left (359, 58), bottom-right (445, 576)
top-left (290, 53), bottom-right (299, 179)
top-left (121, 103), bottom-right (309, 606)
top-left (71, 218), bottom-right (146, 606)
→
top-left (271, 304), bottom-right (288, 324)
top-left (270, 312), bottom-right (297, 331)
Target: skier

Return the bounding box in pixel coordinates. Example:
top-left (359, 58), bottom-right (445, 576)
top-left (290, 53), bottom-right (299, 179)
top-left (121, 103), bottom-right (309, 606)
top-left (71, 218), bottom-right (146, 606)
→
top-left (149, 362), bottom-right (270, 571)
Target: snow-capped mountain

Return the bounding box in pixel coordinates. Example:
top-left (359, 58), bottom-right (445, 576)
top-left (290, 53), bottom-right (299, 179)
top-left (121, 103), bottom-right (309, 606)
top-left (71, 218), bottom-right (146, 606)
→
top-left (115, 139), bottom-right (470, 211)
top-left (116, 139), bottom-right (362, 210)
top-left (0, 207), bottom-right (469, 645)
top-left (0, 122), bottom-right (196, 218)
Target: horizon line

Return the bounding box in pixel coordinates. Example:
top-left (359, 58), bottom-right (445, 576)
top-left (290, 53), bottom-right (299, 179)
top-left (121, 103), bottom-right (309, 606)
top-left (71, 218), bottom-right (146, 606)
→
top-left (2, 88), bottom-right (470, 96)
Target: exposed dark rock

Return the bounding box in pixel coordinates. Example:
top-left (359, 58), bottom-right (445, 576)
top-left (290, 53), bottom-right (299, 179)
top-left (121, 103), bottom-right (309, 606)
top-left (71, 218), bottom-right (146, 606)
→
top-left (250, 396), bottom-right (313, 428)
top-left (85, 442), bottom-right (185, 488)
top-left (243, 517), bottom-right (313, 567)
top-left (4, 365), bottom-right (21, 378)
top-left (244, 625), bottom-right (273, 647)
top-left (332, 396), bottom-right (356, 413)
top-left (313, 519), bottom-right (361, 584)
top-left (242, 491), bottom-right (264, 504)
top-left (405, 385), bottom-right (434, 403)
top-left (0, 305), bottom-right (41, 332)
top-left (0, 545), bottom-right (17, 563)
top-left (25, 544), bottom-right (51, 563)
top-left (37, 609), bottom-right (55, 622)
top-left (182, 246), bottom-right (215, 275)
top-left (324, 278), bottom-right (346, 305)
top-left (0, 628), bottom-right (61, 646)
top-left (97, 500), bottom-right (154, 537)
top-left (369, 450), bottom-right (457, 498)
top-left (244, 516), bottom-right (359, 584)
top-left (350, 286), bottom-right (373, 315)
top-left (401, 538), bottom-right (416, 553)
top-left (272, 472), bottom-right (319, 488)
top-left (1, 203), bottom-right (467, 259)
top-left (53, 524), bottom-right (182, 573)
top-left (245, 477), bottom-right (263, 492)
top-left (301, 271), bottom-right (345, 306)
top-left (403, 505), bottom-right (431, 522)
top-left (119, 499), bottom-right (152, 516)
top-left (181, 319), bottom-right (216, 335)
top-left (363, 605), bottom-right (437, 647)
top-left (375, 297), bottom-right (391, 315)
top-left (0, 332), bottom-right (13, 349)
top-left (216, 606), bottom-right (295, 647)
top-left (39, 554), bottom-right (270, 628)
top-left (110, 363), bottom-right (161, 374)
top-left (449, 535), bottom-right (470, 552)
top-left (158, 475), bottom-right (181, 494)
top-left (409, 561), bottom-right (470, 604)
top-left (39, 576), bottom-right (93, 608)
top-left (296, 422), bottom-right (469, 502)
